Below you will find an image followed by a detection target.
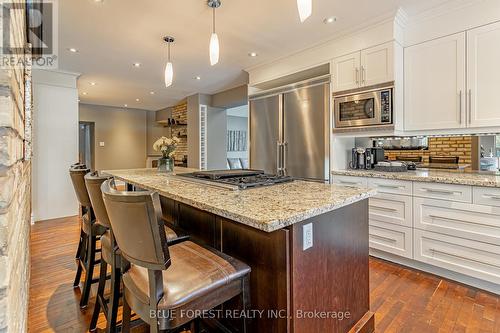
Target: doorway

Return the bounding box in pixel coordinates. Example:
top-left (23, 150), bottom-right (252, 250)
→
top-left (226, 105), bottom-right (249, 169)
top-left (79, 122), bottom-right (95, 170)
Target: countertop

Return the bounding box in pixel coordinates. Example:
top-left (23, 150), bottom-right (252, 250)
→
top-left (103, 168), bottom-right (376, 232)
top-left (332, 169), bottom-right (500, 188)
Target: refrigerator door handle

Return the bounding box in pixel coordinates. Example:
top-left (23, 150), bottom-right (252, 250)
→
top-left (282, 141), bottom-right (288, 175)
top-left (277, 141), bottom-right (282, 174)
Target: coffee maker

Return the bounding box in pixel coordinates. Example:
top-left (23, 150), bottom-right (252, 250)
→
top-left (350, 147), bottom-right (385, 169)
top-left (350, 148), bottom-right (371, 169)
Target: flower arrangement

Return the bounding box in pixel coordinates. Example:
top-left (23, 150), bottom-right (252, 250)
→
top-left (153, 136), bottom-right (180, 158)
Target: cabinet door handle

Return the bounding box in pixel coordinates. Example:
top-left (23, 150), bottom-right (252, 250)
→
top-left (339, 180), bottom-right (360, 185)
top-left (459, 90), bottom-right (462, 124)
top-left (482, 194), bottom-right (500, 200)
top-left (375, 184), bottom-right (404, 190)
top-left (371, 234), bottom-right (397, 243)
top-left (370, 205), bottom-right (398, 212)
top-left (355, 68), bottom-right (359, 85)
top-left (468, 89), bottom-right (472, 125)
top-left (361, 66), bottom-right (365, 85)
top-left (429, 248), bottom-right (497, 267)
top-left (420, 188), bottom-right (458, 195)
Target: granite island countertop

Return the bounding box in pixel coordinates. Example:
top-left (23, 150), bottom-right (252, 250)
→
top-left (332, 169), bottom-right (500, 188)
top-left (103, 168), bottom-right (376, 232)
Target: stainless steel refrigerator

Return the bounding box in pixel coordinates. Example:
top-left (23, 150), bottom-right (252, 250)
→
top-left (249, 76), bottom-right (330, 182)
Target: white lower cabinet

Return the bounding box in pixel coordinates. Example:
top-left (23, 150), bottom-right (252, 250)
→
top-left (369, 193), bottom-right (412, 227)
top-left (414, 197), bottom-right (500, 244)
top-left (414, 229), bottom-right (500, 285)
top-left (473, 186), bottom-right (500, 207)
top-left (369, 220), bottom-right (413, 259)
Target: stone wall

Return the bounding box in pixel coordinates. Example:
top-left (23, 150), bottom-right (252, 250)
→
top-left (171, 100), bottom-right (188, 162)
top-left (0, 3), bottom-right (31, 333)
top-left (385, 136), bottom-right (472, 164)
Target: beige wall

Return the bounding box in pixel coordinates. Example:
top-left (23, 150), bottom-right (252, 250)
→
top-left (79, 104), bottom-right (148, 170)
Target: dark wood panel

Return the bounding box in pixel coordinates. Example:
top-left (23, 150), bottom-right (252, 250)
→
top-left (289, 200), bottom-right (371, 333)
top-left (219, 217), bottom-right (290, 333)
top-left (176, 202), bottom-right (217, 247)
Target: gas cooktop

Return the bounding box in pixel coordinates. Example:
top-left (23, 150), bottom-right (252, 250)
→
top-left (176, 170), bottom-right (294, 190)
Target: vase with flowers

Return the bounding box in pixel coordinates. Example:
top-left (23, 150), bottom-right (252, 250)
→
top-left (153, 136), bottom-right (180, 173)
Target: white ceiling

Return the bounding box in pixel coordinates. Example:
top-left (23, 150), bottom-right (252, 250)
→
top-left (59, 0), bottom-right (451, 111)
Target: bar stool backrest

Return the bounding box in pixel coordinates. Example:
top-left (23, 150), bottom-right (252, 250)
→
top-left (85, 171), bottom-right (112, 228)
top-left (101, 179), bottom-right (171, 271)
top-left (69, 165), bottom-right (91, 207)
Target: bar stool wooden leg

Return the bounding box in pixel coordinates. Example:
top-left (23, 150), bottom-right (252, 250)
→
top-left (75, 228), bottom-right (84, 260)
top-left (73, 234), bottom-right (87, 288)
top-left (106, 265), bottom-right (121, 333)
top-left (80, 235), bottom-right (97, 308)
top-left (90, 260), bottom-right (108, 331)
top-left (122, 297), bottom-right (131, 333)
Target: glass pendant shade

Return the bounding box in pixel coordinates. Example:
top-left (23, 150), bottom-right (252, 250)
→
top-left (164, 61), bottom-right (173, 87)
top-left (297, 0), bottom-right (312, 22)
top-left (210, 32), bottom-right (219, 66)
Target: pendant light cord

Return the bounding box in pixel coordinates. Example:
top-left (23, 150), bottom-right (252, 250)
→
top-left (212, 7), bottom-right (216, 33)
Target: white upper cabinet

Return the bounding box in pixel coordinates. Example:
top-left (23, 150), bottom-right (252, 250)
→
top-left (404, 33), bottom-right (466, 131)
top-left (333, 42), bottom-right (394, 92)
top-left (361, 43), bottom-right (394, 87)
top-left (333, 51), bottom-right (360, 92)
top-left (467, 21), bottom-right (500, 128)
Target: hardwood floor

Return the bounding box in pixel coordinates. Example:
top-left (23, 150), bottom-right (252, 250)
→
top-left (29, 216), bottom-right (500, 332)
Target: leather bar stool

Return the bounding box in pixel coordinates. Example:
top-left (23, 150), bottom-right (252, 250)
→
top-left (70, 162), bottom-right (86, 260)
top-left (69, 165), bottom-right (106, 308)
top-left (86, 175), bottom-right (189, 332)
top-left (101, 179), bottom-right (251, 333)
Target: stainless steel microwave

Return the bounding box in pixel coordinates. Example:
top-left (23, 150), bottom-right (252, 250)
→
top-left (334, 87), bottom-right (393, 128)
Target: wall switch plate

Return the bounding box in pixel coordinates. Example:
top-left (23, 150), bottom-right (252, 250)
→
top-left (99, 142), bottom-right (105, 147)
top-left (303, 223), bottom-right (313, 251)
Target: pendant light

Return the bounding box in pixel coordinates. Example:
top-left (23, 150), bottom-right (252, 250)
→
top-left (208, 0), bottom-right (221, 66)
top-left (163, 36), bottom-right (174, 87)
top-left (297, 0), bottom-right (312, 22)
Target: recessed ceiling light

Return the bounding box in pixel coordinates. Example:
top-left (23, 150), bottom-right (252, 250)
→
top-left (133, 62), bottom-right (141, 67)
top-left (82, 92), bottom-right (88, 95)
top-left (248, 52), bottom-right (258, 57)
top-left (323, 16), bottom-right (337, 24)
top-left (195, 76), bottom-right (201, 80)
top-left (124, 104), bottom-right (128, 107)
top-left (68, 48), bottom-right (78, 53)
top-left (135, 98), bottom-right (140, 102)
top-left (94, 0), bottom-right (104, 3)
top-left (150, 91), bottom-right (155, 95)
top-left (89, 82), bottom-right (96, 86)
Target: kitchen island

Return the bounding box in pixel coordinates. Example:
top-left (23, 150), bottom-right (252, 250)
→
top-left (104, 168), bottom-right (377, 333)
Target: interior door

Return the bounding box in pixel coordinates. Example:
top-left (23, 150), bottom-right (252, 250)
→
top-left (283, 84), bottom-right (329, 181)
top-left (249, 95), bottom-right (281, 174)
top-left (467, 21), bottom-right (500, 128)
top-left (404, 32), bottom-right (466, 130)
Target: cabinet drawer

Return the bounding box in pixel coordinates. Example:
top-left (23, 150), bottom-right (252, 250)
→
top-left (414, 229), bottom-right (500, 284)
top-left (332, 175), bottom-right (367, 188)
top-left (413, 182), bottom-right (472, 203)
top-left (414, 197), bottom-right (500, 244)
top-left (367, 178), bottom-right (412, 196)
top-left (369, 220), bottom-right (412, 258)
top-left (473, 187), bottom-right (500, 207)
top-left (369, 193), bottom-right (412, 227)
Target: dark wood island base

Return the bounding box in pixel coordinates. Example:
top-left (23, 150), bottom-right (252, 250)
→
top-left (160, 196), bottom-right (372, 333)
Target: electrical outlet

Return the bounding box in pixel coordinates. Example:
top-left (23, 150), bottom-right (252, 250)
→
top-left (99, 142), bottom-right (105, 147)
top-left (303, 223), bottom-right (313, 251)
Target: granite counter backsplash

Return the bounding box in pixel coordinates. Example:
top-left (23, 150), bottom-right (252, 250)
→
top-left (332, 169), bottom-right (500, 188)
top-left (104, 168), bottom-right (376, 232)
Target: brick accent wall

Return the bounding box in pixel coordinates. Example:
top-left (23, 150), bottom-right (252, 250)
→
top-left (385, 136), bottom-right (472, 164)
top-left (171, 100), bottom-right (187, 162)
top-left (0, 4), bottom-right (31, 332)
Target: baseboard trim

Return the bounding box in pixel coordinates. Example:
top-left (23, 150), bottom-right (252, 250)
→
top-left (370, 249), bottom-right (500, 295)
